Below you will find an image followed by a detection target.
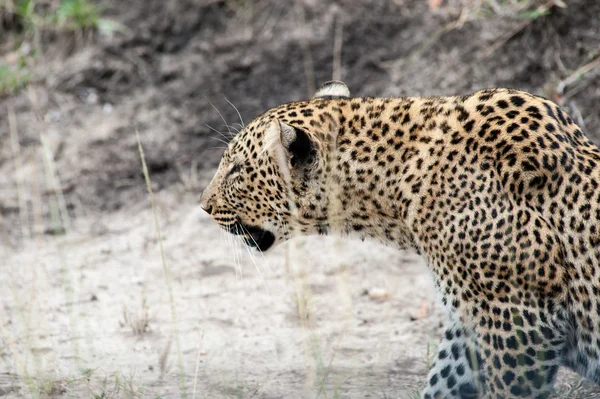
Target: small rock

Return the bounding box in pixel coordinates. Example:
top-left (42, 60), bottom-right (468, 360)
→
top-left (368, 287), bottom-right (389, 299)
top-left (410, 300), bottom-right (430, 321)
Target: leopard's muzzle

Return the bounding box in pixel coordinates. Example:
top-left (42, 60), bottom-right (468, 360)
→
top-left (230, 221), bottom-right (276, 252)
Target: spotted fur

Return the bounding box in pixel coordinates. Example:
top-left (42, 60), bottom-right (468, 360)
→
top-left (200, 83), bottom-right (600, 398)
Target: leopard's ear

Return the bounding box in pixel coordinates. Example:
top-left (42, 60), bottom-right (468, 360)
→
top-left (313, 81), bottom-right (350, 99)
top-left (280, 122), bottom-right (314, 167)
top-left (265, 120), bottom-right (315, 169)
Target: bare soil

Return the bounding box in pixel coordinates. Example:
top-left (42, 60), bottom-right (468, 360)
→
top-left (1, 0), bottom-right (600, 398)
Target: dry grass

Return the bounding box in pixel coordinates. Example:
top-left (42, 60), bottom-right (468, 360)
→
top-left (90, 370), bottom-right (145, 399)
top-left (136, 129), bottom-right (187, 398)
top-left (159, 338), bottom-right (172, 377)
top-left (436, 0), bottom-right (566, 22)
top-left (120, 298), bottom-right (150, 337)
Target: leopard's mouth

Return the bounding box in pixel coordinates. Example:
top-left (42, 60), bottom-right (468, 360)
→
top-left (229, 221), bottom-right (275, 252)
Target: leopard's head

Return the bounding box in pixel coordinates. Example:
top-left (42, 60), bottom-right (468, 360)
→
top-left (200, 81), bottom-right (350, 251)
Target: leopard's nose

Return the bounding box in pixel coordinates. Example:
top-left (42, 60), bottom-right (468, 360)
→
top-left (200, 204), bottom-right (213, 215)
top-left (199, 191), bottom-right (214, 215)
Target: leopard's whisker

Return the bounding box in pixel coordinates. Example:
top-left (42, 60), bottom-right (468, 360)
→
top-left (238, 222), bottom-right (272, 275)
top-left (225, 96), bottom-right (245, 128)
top-left (233, 224), bottom-right (244, 280)
top-left (224, 223), bottom-right (238, 279)
top-left (238, 224), bottom-right (269, 293)
top-left (209, 101), bottom-right (235, 139)
top-left (223, 124), bottom-right (240, 133)
top-left (205, 124), bottom-right (232, 143)
top-left (229, 223), bottom-right (239, 279)
top-left (227, 222), bottom-right (243, 281)
top-left (208, 135), bottom-right (230, 146)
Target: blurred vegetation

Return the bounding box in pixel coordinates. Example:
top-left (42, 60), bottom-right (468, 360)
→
top-left (432, 0), bottom-right (567, 27)
top-left (0, 54), bottom-right (31, 94)
top-left (0, 0), bottom-right (119, 32)
top-left (0, 0), bottom-right (122, 95)
top-left (484, 0), bottom-right (566, 17)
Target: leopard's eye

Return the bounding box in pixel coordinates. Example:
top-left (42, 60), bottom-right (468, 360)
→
top-left (227, 163), bottom-right (242, 179)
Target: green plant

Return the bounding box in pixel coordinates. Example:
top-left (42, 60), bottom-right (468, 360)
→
top-left (55, 0), bottom-right (100, 29)
top-left (0, 0), bottom-right (122, 95)
top-left (516, 7), bottom-right (551, 19)
top-left (0, 63), bottom-right (29, 94)
top-left (1, 0), bottom-right (123, 34)
top-left (13, 0), bottom-right (35, 29)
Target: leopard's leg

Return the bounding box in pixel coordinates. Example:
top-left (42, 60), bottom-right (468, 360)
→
top-left (470, 303), bottom-right (564, 399)
top-left (422, 315), bottom-right (485, 399)
top-left (559, 296), bottom-right (600, 383)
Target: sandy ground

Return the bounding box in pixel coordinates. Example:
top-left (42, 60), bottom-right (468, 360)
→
top-left (3, 186), bottom-right (600, 398)
top-left (3, 188), bottom-right (600, 399)
top-left (1, 186), bottom-right (444, 398)
top-left (2, 0), bottom-right (600, 398)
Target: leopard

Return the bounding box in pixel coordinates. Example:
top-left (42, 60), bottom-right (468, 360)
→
top-left (200, 80), bottom-right (600, 398)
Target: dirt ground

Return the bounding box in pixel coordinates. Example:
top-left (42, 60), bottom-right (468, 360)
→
top-left (1, 0), bottom-right (600, 398)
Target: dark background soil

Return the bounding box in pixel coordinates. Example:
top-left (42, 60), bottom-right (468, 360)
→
top-left (2, 0), bottom-right (599, 221)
